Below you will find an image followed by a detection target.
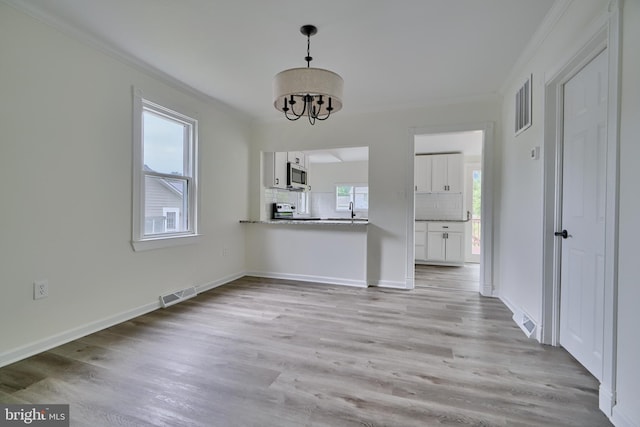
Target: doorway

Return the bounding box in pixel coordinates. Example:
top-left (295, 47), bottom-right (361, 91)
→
top-left (410, 128), bottom-right (488, 294)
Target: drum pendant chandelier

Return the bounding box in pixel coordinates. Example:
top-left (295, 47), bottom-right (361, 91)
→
top-left (273, 25), bottom-right (343, 125)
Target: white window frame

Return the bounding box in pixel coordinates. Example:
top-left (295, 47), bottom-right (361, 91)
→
top-left (132, 88), bottom-right (200, 251)
top-left (335, 183), bottom-right (369, 212)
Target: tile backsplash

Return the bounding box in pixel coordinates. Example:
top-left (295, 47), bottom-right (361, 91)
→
top-left (415, 193), bottom-right (464, 220)
top-left (263, 189), bottom-right (362, 219)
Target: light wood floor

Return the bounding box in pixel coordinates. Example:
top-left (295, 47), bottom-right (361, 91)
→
top-left (0, 276), bottom-right (610, 426)
top-left (415, 263), bottom-right (480, 292)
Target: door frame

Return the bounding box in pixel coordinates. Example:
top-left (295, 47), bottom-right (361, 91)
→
top-left (406, 122), bottom-right (495, 297)
top-left (541, 1), bottom-right (621, 415)
top-left (464, 161), bottom-right (481, 263)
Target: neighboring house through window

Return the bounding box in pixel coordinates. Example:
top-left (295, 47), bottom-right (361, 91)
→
top-left (132, 89), bottom-right (199, 251)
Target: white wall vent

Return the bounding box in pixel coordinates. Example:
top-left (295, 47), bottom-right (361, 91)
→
top-left (515, 74), bottom-right (532, 135)
top-left (513, 311), bottom-right (537, 338)
top-left (160, 286), bottom-right (197, 308)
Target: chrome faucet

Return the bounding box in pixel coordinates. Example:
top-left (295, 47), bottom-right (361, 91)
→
top-left (349, 201), bottom-right (356, 219)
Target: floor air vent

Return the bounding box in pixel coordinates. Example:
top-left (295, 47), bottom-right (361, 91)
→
top-left (160, 286), bottom-right (197, 308)
top-left (513, 312), bottom-right (537, 338)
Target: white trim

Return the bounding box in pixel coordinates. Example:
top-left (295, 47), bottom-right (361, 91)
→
top-left (131, 233), bottom-right (203, 252)
top-left (540, 0), bottom-right (621, 419)
top-left (369, 279), bottom-right (411, 290)
top-left (196, 271), bottom-right (246, 294)
top-left (0, 273), bottom-right (244, 368)
top-left (407, 122), bottom-right (495, 297)
top-left (131, 87), bottom-right (200, 251)
top-left (499, 0), bottom-right (572, 95)
top-left (1, 0), bottom-right (243, 118)
top-left (612, 405), bottom-right (639, 427)
top-left (246, 271), bottom-right (368, 288)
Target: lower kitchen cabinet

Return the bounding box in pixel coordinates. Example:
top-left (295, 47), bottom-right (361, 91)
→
top-left (415, 221), bottom-right (464, 265)
top-left (415, 221), bottom-right (427, 260)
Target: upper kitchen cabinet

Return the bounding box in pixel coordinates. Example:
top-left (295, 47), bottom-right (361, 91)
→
top-left (414, 153), bottom-right (462, 193)
top-left (287, 151), bottom-right (307, 168)
top-left (414, 155), bottom-right (432, 192)
top-left (263, 151), bottom-right (288, 189)
top-left (431, 153), bottom-right (462, 193)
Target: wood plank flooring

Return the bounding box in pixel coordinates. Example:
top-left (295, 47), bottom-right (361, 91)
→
top-left (415, 264), bottom-right (480, 292)
top-left (0, 276), bottom-right (611, 426)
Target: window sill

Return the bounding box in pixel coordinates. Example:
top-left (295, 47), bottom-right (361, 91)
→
top-left (131, 234), bottom-right (202, 252)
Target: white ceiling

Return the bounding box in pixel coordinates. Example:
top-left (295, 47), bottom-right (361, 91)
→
top-left (8, 0), bottom-right (557, 123)
top-left (415, 130), bottom-right (483, 156)
top-left (305, 146), bottom-right (369, 164)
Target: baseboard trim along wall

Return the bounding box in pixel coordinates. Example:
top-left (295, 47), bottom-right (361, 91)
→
top-left (612, 404), bottom-right (638, 427)
top-left (0, 272), bottom-right (245, 369)
top-left (369, 279), bottom-right (411, 289)
top-left (500, 295), bottom-right (539, 341)
top-left (245, 271), bottom-right (368, 288)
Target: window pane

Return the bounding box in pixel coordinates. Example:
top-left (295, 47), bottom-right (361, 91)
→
top-left (143, 110), bottom-right (186, 175)
top-left (354, 186), bottom-right (368, 210)
top-left (144, 175), bottom-right (187, 235)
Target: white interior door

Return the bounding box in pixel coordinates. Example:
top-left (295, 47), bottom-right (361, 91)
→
top-left (559, 49), bottom-right (607, 381)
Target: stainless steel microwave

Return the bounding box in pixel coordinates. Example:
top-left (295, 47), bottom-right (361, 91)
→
top-left (287, 162), bottom-right (308, 190)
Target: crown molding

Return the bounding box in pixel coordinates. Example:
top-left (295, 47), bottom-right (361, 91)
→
top-left (1, 0), bottom-right (250, 121)
top-left (498, 0), bottom-right (573, 95)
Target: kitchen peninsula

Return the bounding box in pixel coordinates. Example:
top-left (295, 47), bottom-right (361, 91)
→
top-left (241, 219), bottom-right (368, 287)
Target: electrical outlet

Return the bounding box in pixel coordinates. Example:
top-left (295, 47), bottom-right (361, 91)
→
top-left (222, 247), bottom-right (229, 257)
top-left (34, 280), bottom-right (49, 300)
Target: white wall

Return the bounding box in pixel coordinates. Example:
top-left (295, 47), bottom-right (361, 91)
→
top-left (497, 1), bottom-right (639, 425)
top-left (0, 4), bottom-right (251, 365)
top-left (309, 160), bottom-right (368, 192)
top-left (614, 1), bottom-right (640, 425)
top-left (249, 100), bottom-right (499, 288)
top-left (496, 0), bottom-right (609, 331)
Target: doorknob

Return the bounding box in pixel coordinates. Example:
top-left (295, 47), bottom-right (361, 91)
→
top-left (554, 230), bottom-right (569, 239)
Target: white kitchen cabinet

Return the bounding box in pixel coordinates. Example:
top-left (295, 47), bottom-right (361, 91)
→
top-left (417, 221), bottom-right (464, 264)
top-left (431, 153), bottom-right (462, 193)
top-left (263, 151), bottom-right (288, 189)
top-left (414, 155), bottom-right (432, 192)
top-left (287, 151), bottom-right (306, 168)
top-left (414, 221), bottom-right (427, 260)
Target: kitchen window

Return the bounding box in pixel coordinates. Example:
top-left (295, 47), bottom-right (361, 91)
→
top-left (336, 184), bottom-right (368, 211)
top-left (132, 89), bottom-right (200, 251)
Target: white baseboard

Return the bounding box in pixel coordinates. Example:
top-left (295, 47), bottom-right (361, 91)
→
top-left (0, 272), bottom-right (245, 369)
top-left (612, 404), bottom-right (638, 427)
top-left (246, 271), bottom-right (368, 288)
top-left (480, 281), bottom-right (495, 297)
top-left (369, 279), bottom-right (411, 289)
top-left (500, 295), bottom-right (539, 341)
top-left (196, 271), bottom-right (245, 293)
top-left (0, 300), bottom-right (160, 369)
top-left (599, 384), bottom-right (615, 418)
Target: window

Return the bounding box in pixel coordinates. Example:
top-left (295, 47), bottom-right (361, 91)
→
top-left (336, 184), bottom-right (368, 211)
top-left (132, 90), bottom-right (199, 251)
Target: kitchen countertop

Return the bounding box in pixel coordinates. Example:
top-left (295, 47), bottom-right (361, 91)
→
top-left (240, 218), bottom-right (368, 226)
top-left (415, 219), bottom-right (470, 222)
